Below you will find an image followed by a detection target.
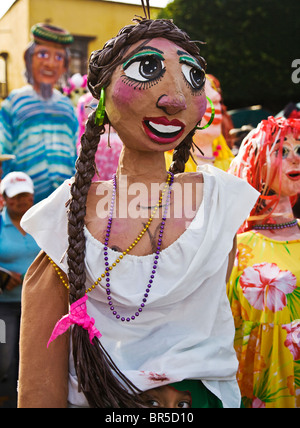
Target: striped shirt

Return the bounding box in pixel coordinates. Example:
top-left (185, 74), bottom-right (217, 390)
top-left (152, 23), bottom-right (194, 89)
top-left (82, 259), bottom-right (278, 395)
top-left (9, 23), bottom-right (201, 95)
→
top-left (0, 85), bottom-right (78, 203)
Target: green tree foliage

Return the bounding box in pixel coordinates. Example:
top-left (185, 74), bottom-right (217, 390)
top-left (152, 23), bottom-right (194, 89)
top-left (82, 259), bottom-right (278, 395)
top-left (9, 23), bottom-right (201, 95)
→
top-left (159, 0), bottom-right (300, 112)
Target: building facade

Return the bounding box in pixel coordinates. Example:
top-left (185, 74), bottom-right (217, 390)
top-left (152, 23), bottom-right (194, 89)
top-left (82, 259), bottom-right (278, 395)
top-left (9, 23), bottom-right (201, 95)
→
top-left (0, 0), bottom-right (161, 100)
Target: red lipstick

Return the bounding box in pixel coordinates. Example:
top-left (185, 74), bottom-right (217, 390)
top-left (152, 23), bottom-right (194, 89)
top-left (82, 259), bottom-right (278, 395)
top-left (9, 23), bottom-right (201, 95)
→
top-left (287, 170), bottom-right (300, 181)
top-left (143, 117), bottom-right (185, 144)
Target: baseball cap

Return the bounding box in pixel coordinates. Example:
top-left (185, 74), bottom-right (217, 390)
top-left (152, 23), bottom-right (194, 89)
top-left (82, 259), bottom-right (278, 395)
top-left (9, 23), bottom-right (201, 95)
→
top-left (0, 172), bottom-right (34, 198)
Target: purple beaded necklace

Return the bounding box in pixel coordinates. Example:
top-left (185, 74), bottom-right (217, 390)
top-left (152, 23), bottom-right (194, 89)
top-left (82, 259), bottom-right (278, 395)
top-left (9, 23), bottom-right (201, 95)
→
top-left (253, 219), bottom-right (298, 230)
top-left (104, 172), bottom-right (174, 322)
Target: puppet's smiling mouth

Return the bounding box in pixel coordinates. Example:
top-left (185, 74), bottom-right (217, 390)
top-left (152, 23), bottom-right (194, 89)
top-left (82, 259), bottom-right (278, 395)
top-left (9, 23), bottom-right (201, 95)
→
top-left (143, 117), bottom-right (185, 144)
top-left (148, 121), bottom-right (182, 135)
top-left (287, 171), bottom-right (300, 180)
top-left (40, 69), bottom-right (56, 78)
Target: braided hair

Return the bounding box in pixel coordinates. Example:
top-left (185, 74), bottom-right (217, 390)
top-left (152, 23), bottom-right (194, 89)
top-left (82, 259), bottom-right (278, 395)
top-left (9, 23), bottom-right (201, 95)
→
top-left (67, 17), bottom-right (206, 407)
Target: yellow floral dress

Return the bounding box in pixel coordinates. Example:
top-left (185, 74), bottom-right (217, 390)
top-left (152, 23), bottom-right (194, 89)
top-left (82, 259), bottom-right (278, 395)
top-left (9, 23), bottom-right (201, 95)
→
top-left (227, 229), bottom-right (300, 408)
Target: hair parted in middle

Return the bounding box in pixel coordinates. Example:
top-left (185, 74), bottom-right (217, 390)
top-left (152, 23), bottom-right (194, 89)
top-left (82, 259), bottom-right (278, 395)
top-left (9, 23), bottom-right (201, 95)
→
top-left (67, 15), bottom-right (207, 408)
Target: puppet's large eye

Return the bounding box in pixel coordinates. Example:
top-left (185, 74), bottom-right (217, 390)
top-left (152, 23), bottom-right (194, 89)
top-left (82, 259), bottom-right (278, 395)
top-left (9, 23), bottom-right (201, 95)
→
top-left (123, 52), bottom-right (165, 82)
top-left (281, 145), bottom-right (300, 159)
top-left (282, 146), bottom-right (290, 159)
top-left (36, 50), bottom-right (50, 60)
top-left (181, 62), bottom-right (205, 91)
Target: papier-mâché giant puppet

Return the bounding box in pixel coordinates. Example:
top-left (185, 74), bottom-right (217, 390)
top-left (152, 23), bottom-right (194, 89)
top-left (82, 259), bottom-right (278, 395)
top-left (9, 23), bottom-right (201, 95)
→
top-left (18, 1), bottom-right (259, 408)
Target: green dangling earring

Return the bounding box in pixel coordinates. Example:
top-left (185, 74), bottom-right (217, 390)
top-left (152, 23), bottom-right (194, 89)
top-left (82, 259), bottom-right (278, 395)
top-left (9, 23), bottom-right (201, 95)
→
top-left (195, 96), bottom-right (215, 130)
top-left (94, 88), bottom-right (106, 126)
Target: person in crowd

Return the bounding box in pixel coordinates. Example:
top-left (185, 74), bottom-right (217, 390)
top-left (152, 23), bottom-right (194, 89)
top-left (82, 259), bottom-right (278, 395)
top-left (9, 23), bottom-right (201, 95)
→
top-left (0, 154), bottom-right (15, 211)
top-left (227, 116), bottom-right (300, 408)
top-left (76, 91), bottom-right (123, 181)
top-left (0, 23), bottom-right (78, 203)
top-left (140, 383), bottom-right (192, 408)
top-left (0, 171), bottom-right (40, 407)
top-left (18, 4), bottom-right (258, 408)
top-left (139, 380), bottom-right (223, 408)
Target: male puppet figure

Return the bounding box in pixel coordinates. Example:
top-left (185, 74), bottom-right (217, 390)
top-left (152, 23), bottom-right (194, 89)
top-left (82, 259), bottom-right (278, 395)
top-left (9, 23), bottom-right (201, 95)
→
top-left (0, 24), bottom-right (78, 203)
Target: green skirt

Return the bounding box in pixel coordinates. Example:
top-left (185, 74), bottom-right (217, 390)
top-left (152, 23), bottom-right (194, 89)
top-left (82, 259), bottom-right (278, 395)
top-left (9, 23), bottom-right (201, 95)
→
top-left (169, 380), bottom-right (223, 408)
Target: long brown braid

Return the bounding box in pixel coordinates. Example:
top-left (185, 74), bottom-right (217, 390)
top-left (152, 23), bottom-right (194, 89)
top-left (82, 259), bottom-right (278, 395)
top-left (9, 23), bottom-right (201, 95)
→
top-left (67, 16), bottom-right (206, 408)
top-left (169, 130), bottom-right (197, 174)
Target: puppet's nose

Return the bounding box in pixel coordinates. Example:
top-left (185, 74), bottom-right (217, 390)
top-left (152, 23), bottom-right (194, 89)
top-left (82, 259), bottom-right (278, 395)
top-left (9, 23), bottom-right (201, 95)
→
top-left (156, 93), bottom-right (187, 115)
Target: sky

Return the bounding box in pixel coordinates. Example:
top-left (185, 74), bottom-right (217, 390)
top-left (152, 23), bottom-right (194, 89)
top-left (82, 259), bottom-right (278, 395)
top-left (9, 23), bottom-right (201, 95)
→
top-left (0, 0), bottom-right (15, 19)
top-left (0, 0), bottom-right (172, 19)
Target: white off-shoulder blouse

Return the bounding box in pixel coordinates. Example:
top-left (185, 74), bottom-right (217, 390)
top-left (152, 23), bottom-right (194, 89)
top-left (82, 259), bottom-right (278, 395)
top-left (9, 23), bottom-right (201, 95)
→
top-left (21, 164), bottom-right (259, 408)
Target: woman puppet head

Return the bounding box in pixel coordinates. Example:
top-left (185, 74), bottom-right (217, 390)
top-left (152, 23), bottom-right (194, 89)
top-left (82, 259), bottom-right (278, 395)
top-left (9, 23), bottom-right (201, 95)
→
top-left (67, 12), bottom-right (207, 408)
top-left (86, 17), bottom-right (206, 171)
top-left (228, 116), bottom-right (300, 231)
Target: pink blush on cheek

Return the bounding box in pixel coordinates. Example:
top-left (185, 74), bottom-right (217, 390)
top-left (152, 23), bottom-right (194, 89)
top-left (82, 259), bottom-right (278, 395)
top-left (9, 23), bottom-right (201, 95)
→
top-left (196, 95), bottom-right (208, 120)
top-left (112, 78), bottom-right (143, 107)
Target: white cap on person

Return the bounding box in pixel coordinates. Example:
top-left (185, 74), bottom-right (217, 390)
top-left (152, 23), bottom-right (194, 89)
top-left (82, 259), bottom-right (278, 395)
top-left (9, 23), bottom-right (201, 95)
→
top-left (0, 172), bottom-right (34, 198)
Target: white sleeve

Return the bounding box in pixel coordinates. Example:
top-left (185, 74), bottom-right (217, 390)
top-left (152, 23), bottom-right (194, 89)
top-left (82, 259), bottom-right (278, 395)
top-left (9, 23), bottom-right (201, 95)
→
top-left (197, 164), bottom-right (259, 236)
top-left (195, 164), bottom-right (259, 273)
top-left (21, 179), bottom-right (73, 272)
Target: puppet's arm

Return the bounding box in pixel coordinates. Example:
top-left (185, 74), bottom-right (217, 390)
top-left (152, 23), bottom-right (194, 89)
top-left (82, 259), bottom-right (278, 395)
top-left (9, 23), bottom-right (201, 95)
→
top-left (18, 251), bottom-right (69, 408)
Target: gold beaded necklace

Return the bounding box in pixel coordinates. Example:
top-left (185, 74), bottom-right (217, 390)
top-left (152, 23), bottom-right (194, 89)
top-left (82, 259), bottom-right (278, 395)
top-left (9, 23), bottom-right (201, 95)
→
top-left (49, 173), bottom-right (173, 293)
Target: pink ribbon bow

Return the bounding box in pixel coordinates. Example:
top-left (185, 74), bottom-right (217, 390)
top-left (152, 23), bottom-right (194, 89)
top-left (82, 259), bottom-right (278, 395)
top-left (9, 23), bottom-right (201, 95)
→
top-left (47, 295), bottom-right (101, 348)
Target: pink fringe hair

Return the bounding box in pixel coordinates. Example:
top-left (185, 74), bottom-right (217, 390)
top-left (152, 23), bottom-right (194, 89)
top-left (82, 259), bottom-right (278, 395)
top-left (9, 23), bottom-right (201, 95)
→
top-left (228, 116), bottom-right (300, 232)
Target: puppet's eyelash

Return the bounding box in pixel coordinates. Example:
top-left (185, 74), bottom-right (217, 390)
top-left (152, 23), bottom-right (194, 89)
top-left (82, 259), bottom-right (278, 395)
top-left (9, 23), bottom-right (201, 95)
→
top-left (182, 78), bottom-right (205, 96)
top-left (121, 69), bottom-right (166, 90)
top-left (122, 51), bottom-right (165, 70)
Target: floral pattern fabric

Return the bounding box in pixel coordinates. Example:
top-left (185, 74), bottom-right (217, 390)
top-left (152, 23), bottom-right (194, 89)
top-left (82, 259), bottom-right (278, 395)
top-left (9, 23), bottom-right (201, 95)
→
top-left (227, 229), bottom-right (300, 408)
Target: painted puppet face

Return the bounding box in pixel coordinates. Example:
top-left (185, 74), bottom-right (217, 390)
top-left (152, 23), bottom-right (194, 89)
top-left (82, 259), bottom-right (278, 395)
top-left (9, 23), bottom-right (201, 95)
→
top-left (105, 38), bottom-right (207, 152)
top-left (31, 42), bottom-right (67, 90)
top-left (269, 133), bottom-right (300, 197)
